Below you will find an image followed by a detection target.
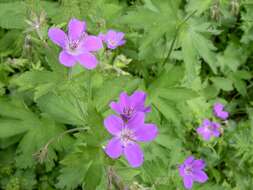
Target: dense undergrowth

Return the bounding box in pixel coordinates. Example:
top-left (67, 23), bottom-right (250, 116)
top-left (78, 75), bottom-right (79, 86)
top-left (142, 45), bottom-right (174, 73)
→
top-left (0, 0), bottom-right (253, 189)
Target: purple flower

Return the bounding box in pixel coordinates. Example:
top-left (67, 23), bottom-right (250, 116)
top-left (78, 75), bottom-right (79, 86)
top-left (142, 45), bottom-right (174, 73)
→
top-left (99, 30), bottom-right (125, 49)
top-left (48, 18), bottom-right (103, 69)
top-left (179, 156), bottom-right (208, 189)
top-left (104, 112), bottom-right (158, 168)
top-left (197, 119), bottom-right (221, 141)
top-left (213, 103), bottom-right (229, 120)
top-left (110, 91), bottom-right (151, 122)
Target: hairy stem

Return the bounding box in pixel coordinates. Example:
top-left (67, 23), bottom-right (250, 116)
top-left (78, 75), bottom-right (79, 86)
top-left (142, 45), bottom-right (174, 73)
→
top-left (34, 127), bottom-right (88, 163)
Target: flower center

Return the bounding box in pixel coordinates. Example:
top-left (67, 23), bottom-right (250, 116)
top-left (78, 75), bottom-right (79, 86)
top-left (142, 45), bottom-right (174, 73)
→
top-left (119, 128), bottom-right (135, 147)
top-left (204, 125), bottom-right (213, 132)
top-left (108, 39), bottom-right (117, 47)
top-left (69, 40), bottom-right (79, 51)
top-left (121, 107), bottom-right (135, 121)
top-left (66, 33), bottom-right (86, 55)
top-left (184, 166), bottom-right (193, 175)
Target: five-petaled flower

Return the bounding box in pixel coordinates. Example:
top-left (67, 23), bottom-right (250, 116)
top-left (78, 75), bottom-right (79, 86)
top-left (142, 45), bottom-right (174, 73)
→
top-left (213, 103), bottom-right (229, 120)
top-left (48, 18), bottom-right (103, 69)
top-left (99, 30), bottom-right (126, 49)
top-left (110, 91), bottom-right (151, 122)
top-left (197, 119), bottom-right (221, 141)
top-left (104, 112), bottom-right (158, 168)
top-left (179, 156), bottom-right (208, 189)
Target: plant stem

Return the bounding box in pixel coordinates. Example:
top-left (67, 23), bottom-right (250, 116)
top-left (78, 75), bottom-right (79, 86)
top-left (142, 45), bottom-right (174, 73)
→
top-left (34, 127), bottom-right (88, 163)
top-left (87, 71), bottom-right (92, 104)
top-left (68, 67), bottom-right (72, 80)
top-left (162, 10), bottom-right (197, 67)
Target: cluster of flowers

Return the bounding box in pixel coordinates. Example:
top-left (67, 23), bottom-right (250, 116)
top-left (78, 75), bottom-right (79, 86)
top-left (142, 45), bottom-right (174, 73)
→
top-left (48, 18), bottom-right (125, 69)
top-left (197, 102), bottom-right (229, 141)
top-left (104, 91), bottom-right (158, 168)
top-left (48, 18), bottom-right (230, 190)
top-left (179, 103), bottom-right (229, 189)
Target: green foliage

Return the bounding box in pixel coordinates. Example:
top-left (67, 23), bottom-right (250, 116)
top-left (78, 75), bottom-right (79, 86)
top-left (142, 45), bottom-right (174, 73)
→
top-left (0, 0), bottom-right (253, 189)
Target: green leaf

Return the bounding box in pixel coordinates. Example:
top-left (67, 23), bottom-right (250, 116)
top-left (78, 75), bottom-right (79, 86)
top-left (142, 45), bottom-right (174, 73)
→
top-left (15, 116), bottom-right (73, 169)
top-left (37, 92), bottom-right (85, 125)
top-left (152, 97), bottom-right (180, 125)
top-left (0, 2), bottom-right (26, 29)
top-left (57, 146), bottom-right (103, 190)
top-left (210, 77), bottom-right (234, 91)
top-left (149, 65), bottom-right (184, 89)
top-left (84, 161), bottom-right (104, 190)
top-left (159, 87), bottom-right (198, 102)
top-left (120, 0), bottom-right (179, 61)
top-left (217, 42), bottom-right (249, 72)
top-left (0, 120), bottom-right (32, 139)
top-left (94, 75), bottom-right (140, 112)
top-left (186, 0), bottom-right (212, 16)
top-left (179, 19), bottom-right (218, 82)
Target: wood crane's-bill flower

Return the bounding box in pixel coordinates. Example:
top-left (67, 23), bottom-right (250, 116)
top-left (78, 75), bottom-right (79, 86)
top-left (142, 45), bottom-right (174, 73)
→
top-left (104, 113), bottom-right (158, 168)
top-left (99, 30), bottom-right (125, 49)
top-left (213, 103), bottom-right (229, 120)
top-left (197, 119), bottom-right (221, 141)
top-left (48, 18), bottom-right (103, 69)
top-left (110, 91), bottom-right (151, 122)
top-left (179, 156), bottom-right (208, 189)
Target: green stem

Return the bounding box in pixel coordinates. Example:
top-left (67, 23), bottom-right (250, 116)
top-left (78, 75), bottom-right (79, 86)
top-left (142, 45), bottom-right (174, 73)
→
top-left (68, 67), bottom-right (72, 80)
top-left (161, 10), bottom-right (197, 68)
top-left (34, 127), bottom-right (88, 163)
top-left (87, 71), bottom-right (92, 103)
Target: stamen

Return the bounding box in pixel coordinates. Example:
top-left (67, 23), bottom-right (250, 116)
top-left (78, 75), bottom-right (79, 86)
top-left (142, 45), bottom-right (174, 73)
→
top-left (119, 128), bottom-right (135, 147)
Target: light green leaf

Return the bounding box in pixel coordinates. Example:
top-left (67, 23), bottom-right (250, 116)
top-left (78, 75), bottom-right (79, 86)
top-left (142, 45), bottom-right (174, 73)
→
top-left (0, 2), bottom-right (26, 29)
top-left (211, 77), bottom-right (234, 91)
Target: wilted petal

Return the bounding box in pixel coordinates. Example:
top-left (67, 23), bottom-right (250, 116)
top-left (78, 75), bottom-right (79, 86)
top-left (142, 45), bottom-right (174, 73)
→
top-left (83, 35), bottom-right (103, 52)
top-left (127, 112), bottom-right (145, 129)
top-left (183, 176), bottom-right (193, 189)
top-left (59, 51), bottom-right (76, 67)
top-left (105, 137), bottom-right (123, 159)
top-left (48, 28), bottom-right (66, 47)
top-left (77, 52), bottom-right (98, 69)
top-left (134, 124), bottom-right (158, 142)
top-left (68, 18), bottom-right (86, 41)
top-left (193, 171), bottom-right (208, 183)
top-left (104, 115), bottom-right (123, 135)
top-left (124, 143), bottom-right (144, 168)
top-left (110, 101), bottom-right (122, 115)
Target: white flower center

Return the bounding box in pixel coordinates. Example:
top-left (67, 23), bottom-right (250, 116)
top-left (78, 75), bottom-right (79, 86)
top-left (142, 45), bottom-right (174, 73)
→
top-left (204, 125), bottom-right (213, 132)
top-left (184, 166), bottom-right (193, 175)
top-left (66, 33), bottom-right (86, 55)
top-left (108, 39), bottom-right (117, 47)
top-left (119, 128), bottom-right (135, 147)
